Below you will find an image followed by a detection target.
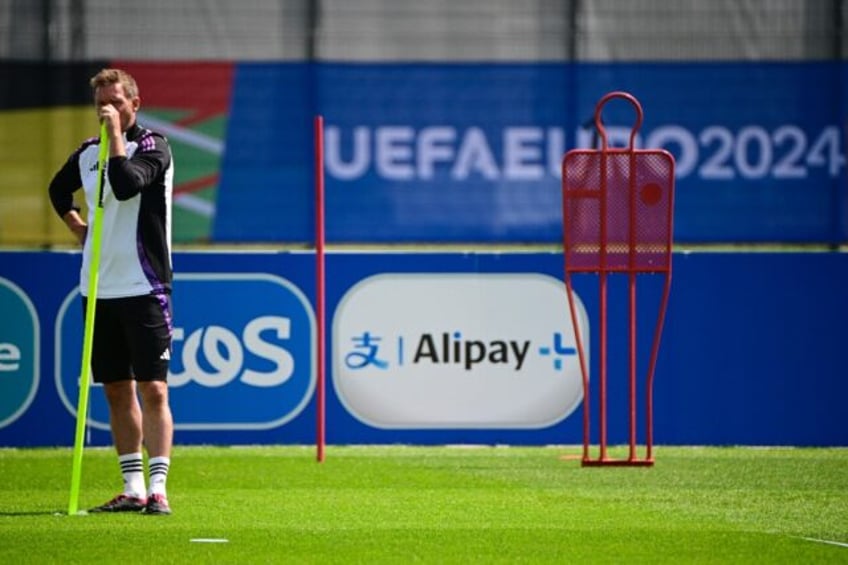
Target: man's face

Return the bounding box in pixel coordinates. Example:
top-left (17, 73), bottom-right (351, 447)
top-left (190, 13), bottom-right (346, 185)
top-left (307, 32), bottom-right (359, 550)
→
top-left (94, 82), bottom-right (139, 131)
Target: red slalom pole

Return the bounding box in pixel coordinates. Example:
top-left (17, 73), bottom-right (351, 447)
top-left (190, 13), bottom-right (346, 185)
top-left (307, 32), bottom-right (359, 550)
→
top-left (314, 115), bottom-right (326, 462)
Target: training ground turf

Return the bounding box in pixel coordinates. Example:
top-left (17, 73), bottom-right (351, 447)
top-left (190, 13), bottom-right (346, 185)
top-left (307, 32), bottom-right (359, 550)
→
top-left (0, 445), bottom-right (846, 563)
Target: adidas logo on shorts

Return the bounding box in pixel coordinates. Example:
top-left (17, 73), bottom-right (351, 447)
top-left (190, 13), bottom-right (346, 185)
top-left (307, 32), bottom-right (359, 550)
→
top-left (159, 348), bottom-right (171, 361)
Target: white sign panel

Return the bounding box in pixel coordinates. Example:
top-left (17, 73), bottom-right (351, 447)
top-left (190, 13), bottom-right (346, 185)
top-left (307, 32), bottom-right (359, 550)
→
top-left (333, 273), bottom-right (589, 429)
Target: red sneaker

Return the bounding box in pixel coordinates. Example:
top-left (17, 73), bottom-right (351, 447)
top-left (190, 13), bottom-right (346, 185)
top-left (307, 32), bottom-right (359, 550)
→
top-left (89, 494), bottom-right (147, 513)
top-left (144, 493), bottom-right (172, 515)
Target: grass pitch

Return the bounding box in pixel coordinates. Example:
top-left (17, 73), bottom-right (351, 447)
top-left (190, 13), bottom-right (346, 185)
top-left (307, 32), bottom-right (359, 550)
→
top-left (1, 445), bottom-right (846, 563)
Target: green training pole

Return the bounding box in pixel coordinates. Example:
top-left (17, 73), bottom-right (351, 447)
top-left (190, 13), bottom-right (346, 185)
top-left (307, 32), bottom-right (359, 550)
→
top-left (68, 123), bottom-right (108, 515)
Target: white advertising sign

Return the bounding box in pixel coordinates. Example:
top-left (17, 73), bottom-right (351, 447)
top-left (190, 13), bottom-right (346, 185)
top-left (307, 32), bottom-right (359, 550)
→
top-left (333, 273), bottom-right (589, 429)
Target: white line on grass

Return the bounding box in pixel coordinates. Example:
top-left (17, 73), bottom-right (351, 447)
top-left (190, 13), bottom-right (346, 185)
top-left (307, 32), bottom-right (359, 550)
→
top-left (190, 539), bottom-right (229, 543)
top-left (800, 537), bottom-right (848, 549)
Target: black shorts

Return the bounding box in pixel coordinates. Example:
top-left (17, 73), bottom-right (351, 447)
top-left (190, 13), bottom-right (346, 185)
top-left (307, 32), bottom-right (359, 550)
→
top-left (82, 294), bottom-right (173, 383)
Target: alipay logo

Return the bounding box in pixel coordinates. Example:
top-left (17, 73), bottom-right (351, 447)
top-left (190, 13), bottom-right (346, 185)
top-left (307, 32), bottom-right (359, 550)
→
top-left (56, 274), bottom-right (315, 430)
top-left (0, 279), bottom-right (39, 429)
top-left (333, 273), bottom-right (589, 429)
top-left (344, 330), bottom-right (576, 373)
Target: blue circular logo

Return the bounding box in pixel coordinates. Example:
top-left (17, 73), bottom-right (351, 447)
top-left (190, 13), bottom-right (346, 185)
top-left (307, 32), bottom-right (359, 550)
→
top-left (0, 279), bottom-right (39, 428)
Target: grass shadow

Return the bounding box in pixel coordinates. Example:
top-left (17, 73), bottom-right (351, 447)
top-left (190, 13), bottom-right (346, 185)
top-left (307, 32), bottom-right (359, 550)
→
top-left (0, 509), bottom-right (73, 517)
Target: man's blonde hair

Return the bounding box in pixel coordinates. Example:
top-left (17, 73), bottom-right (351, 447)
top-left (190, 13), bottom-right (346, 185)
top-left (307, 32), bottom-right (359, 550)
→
top-left (89, 68), bottom-right (139, 99)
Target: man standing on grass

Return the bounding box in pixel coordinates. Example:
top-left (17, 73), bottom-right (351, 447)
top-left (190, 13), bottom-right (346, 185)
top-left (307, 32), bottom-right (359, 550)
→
top-left (48, 68), bottom-right (175, 515)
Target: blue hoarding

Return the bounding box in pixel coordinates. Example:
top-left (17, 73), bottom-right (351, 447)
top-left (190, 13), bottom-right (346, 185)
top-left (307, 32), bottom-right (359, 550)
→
top-left (214, 62), bottom-right (847, 244)
top-left (0, 250), bottom-right (846, 447)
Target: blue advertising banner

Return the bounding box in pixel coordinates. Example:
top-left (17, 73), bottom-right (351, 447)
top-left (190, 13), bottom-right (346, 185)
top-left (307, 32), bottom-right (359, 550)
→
top-left (0, 250), bottom-right (846, 448)
top-left (55, 274), bottom-right (316, 433)
top-left (213, 62), bottom-right (847, 244)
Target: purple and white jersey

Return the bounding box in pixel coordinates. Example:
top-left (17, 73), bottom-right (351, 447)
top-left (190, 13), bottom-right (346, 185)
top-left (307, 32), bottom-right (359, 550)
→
top-left (49, 123), bottom-right (174, 298)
